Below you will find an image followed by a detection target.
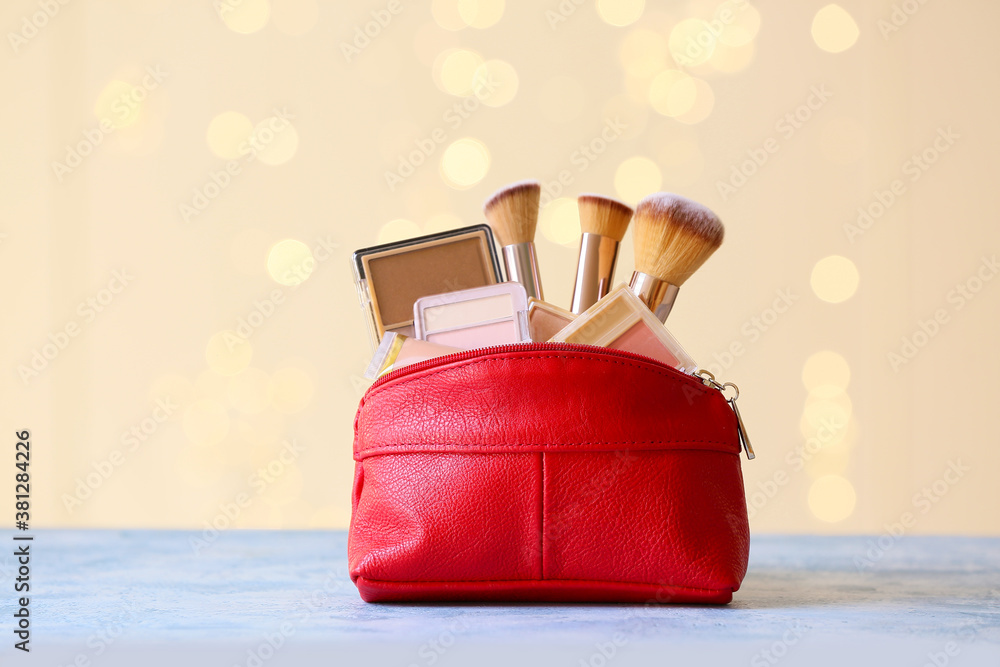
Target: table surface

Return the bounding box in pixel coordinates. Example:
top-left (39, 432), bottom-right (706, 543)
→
top-left (2, 530), bottom-right (998, 666)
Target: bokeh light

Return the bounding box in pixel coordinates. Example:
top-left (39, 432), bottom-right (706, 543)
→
top-left (708, 40), bottom-right (756, 73)
top-left (458, 0), bottom-right (505, 28)
top-left (182, 399), bottom-right (231, 446)
top-left (440, 137), bottom-right (490, 189)
top-left (614, 156), bottom-right (662, 203)
top-left (432, 0), bottom-right (471, 30)
top-left (800, 395), bottom-right (853, 440)
top-left (378, 218), bottom-right (422, 244)
top-left (220, 0), bottom-right (270, 34)
top-left (267, 239), bottom-right (315, 286)
top-left (811, 255), bottom-right (860, 303)
top-left (674, 77), bottom-right (715, 124)
top-left (538, 197), bottom-right (582, 246)
top-left (227, 368), bottom-right (271, 414)
top-left (597, 0), bottom-right (645, 27)
top-left (205, 331), bottom-right (253, 376)
top-left (808, 475), bottom-right (857, 522)
top-left (802, 350), bottom-right (851, 396)
top-left (669, 18), bottom-right (716, 67)
top-left (474, 59), bottom-right (519, 107)
top-left (717, 0), bottom-right (761, 46)
top-left (271, 0), bottom-right (318, 35)
top-left (434, 48), bottom-right (486, 96)
top-left (648, 70), bottom-right (697, 117)
top-left (619, 29), bottom-right (669, 78)
top-left (253, 118), bottom-right (299, 165)
top-left (94, 80), bottom-right (143, 129)
top-left (206, 111), bottom-right (253, 160)
top-left (811, 4), bottom-right (859, 53)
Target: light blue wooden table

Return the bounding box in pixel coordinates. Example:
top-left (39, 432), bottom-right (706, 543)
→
top-left (3, 531), bottom-right (998, 665)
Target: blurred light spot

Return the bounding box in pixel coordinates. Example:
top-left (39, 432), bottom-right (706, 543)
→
top-left (378, 218), bottom-right (422, 244)
top-left (432, 0), bottom-right (470, 30)
top-left (804, 441), bottom-right (852, 478)
top-left (94, 80), bottom-right (143, 129)
top-left (597, 0), bottom-right (645, 27)
top-left (808, 475), bottom-right (856, 522)
top-left (602, 94), bottom-right (648, 140)
top-left (474, 59), bottom-right (518, 107)
top-left (800, 395), bottom-right (853, 440)
top-left (434, 48), bottom-right (485, 96)
top-left (717, 0), bottom-right (761, 46)
top-left (811, 255), bottom-right (859, 303)
top-left (708, 39), bottom-right (756, 73)
top-left (271, 0), bottom-right (318, 35)
top-left (267, 239), bottom-right (315, 286)
top-left (538, 76), bottom-right (586, 123)
top-left (182, 399), bottom-right (230, 446)
top-left (648, 70), bottom-right (697, 117)
top-left (205, 331), bottom-right (253, 376)
top-left (424, 212), bottom-right (463, 235)
top-left (812, 4), bottom-right (859, 53)
top-left (458, 0), bottom-right (504, 28)
top-left (619, 29), bottom-right (669, 78)
top-left (148, 374), bottom-right (196, 415)
top-left (674, 77), bottom-right (714, 124)
top-left (819, 117), bottom-right (868, 165)
top-left (614, 156), bottom-right (662, 204)
top-left (538, 198), bottom-right (581, 247)
top-left (669, 18), bottom-right (716, 67)
top-left (658, 137), bottom-right (704, 188)
top-left (196, 369), bottom-right (229, 400)
top-left (440, 137), bottom-right (490, 189)
top-left (206, 111), bottom-right (253, 160)
top-left (253, 118), bottom-right (299, 165)
top-left (231, 228), bottom-right (272, 276)
top-left (220, 0), bottom-right (271, 34)
top-left (802, 350), bottom-right (851, 395)
top-left (227, 368), bottom-right (271, 414)
top-left (269, 367), bottom-right (315, 413)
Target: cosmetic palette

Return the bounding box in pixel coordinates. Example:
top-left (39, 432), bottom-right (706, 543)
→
top-left (550, 284), bottom-right (698, 372)
top-left (413, 282), bottom-right (530, 348)
top-left (364, 332), bottom-right (463, 379)
top-left (352, 225), bottom-right (502, 348)
top-left (526, 298), bottom-right (576, 342)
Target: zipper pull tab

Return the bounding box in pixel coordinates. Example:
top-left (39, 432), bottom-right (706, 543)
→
top-left (697, 371), bottom-right (755, 460)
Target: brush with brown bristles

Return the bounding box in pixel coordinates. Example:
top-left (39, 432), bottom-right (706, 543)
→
top-left (483, 180), bottom-right (544, 300)
top-left (628, 192), bottom-right (724, 322)
top-left (570, 194), bottom-right (634, 314)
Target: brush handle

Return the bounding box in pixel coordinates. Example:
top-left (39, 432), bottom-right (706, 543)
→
top-left (629, 272), bottom-right (679, 322)
top-left (502, 243), bottom-right (543, 301)
top-left (570, 233), bottom-right (620, 314)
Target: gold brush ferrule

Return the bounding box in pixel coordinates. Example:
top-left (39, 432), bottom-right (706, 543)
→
top-left (628, 271), bottom-right (680, 322)
top-left (570, 233), bottom-right (621, 314)
top-left (502, 242), bottom-right (543, 301)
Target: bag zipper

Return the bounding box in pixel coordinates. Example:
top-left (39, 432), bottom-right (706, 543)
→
top-left (366, 342), bottom-right (755, 460)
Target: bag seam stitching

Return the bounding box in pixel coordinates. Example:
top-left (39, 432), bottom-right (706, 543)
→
top-left (356, 576), bottom-right (728, 594)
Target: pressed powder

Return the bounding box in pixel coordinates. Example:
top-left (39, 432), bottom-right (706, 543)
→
top-left (352, 225), bottom-right (502, 347)
top-left (526, 298), bottom-right (576, 342)
top-left (414, 282), bottom-right (530, 349)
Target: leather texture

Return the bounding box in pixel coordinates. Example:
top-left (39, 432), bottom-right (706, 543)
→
top-left (349, 344), bottom-right (750, 603)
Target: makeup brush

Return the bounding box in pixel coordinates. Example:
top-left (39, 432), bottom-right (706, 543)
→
top-left (483, 180), bottom-right (544, 300)
top-left (628, 192), bottom-right (724, 322)
top-left (570, 194), bottom-right (634, 314)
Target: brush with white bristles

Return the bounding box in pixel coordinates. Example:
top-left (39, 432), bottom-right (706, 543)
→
top-left (570, 194), bottom-right (634, 314)
top-left (628, 193), bottom-right (724, 322)
top-left (483, 180), bottom-right (544, 300)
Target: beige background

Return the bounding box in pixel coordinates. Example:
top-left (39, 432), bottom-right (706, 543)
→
top-left (1, 0), bottom-right (997, 534)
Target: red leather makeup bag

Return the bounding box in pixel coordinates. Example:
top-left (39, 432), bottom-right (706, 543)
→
top-left (349, 343), bottom-right (751, 603)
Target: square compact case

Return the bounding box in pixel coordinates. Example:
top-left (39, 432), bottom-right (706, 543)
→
top-left (413, 282), bottom-right (530, 348)
top-left (352, 225), bottom-right (503, 348)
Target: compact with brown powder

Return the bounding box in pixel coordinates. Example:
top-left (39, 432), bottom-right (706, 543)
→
top-left (352, 225), bottom-right (502, 348)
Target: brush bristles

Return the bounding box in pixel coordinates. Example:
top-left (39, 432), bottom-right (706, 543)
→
top-left (483, 180), bottom-right (541, 246)
top-left (577, 194), bottom-right (633, 242)
top-left (632, 193), bottom-right (724, 286)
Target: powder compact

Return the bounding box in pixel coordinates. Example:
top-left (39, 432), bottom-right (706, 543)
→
top-left (413, 282), bottom-right (530, 348)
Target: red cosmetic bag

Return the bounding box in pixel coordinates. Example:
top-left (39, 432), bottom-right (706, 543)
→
top-left (349, 343), bottom-right (751, 604)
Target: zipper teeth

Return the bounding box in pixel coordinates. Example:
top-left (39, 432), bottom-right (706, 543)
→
top-left (368, 341), bottom-right (700, 391)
